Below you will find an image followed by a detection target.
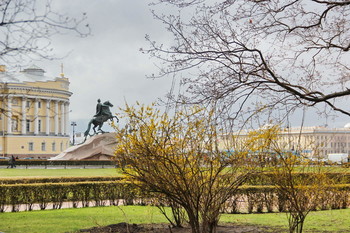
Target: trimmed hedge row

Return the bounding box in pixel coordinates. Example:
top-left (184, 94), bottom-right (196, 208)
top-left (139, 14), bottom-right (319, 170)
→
top-left (1, 181), bottom-right (349, 213)
top-left (0, 176), bottom-right (124, 185)
top-left (0, 160), bottom-right (115, 166)
top-left (229, 184), bottom-right (350, 214)
top-left (0, 181), bottom-right (141, 212)
top-left (246, 172), bottom-right (350, 185)
top-left (2, 172), bottom-right (349, 185)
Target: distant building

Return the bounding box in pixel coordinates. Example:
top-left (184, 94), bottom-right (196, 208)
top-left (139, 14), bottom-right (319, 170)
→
top-left (220, 125), bottom-right (350, 158)
top-left (0, 65), bottom-right (71, 159)
top-left (277, 125), bottom-right (350, 158)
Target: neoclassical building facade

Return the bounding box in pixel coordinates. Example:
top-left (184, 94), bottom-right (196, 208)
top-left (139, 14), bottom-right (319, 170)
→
top-left (219, 125), bottom-right (350, 159)
top-left (277, 126), bottom-right (350, 158)
top-left (0, 65), bottom-right (71, 158)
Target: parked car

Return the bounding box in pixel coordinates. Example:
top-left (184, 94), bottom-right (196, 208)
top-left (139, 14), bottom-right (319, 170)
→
top-left (327, 153), bottom-right (349, 164)
top-left (0, 156), bottom-right (10, 160)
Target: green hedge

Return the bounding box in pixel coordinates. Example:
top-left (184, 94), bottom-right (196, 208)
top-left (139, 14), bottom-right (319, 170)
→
top-left (0, 181), bottom-right (142, 212)
top-left (2, 172), bottom-right (349, 185)
top-left (235, 184), bottom-right (350, 213)
top-left (0, 176), bottom-right (123, 185)
top-left (0, 159), bottom-right (116, 166)
top-left (1, 181), bottom-right (349, 213)
top-left (246, 172), bottom-right (350, 185)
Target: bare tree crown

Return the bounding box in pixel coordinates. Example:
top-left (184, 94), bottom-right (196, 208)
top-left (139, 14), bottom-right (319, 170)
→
top-left (0, 0), bottom-right (90, 66)
top-left (146, 0), bottom-right (350, 121)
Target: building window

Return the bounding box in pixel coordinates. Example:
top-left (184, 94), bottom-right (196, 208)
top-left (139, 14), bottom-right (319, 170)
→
top-left (38, 119), bottom-right (41, 132)
top-left (38, 101), bottom-right (41, 108)
top-left (26, 101), bottom-right (30, 108)
top-left (52, 142), bottom-right (56, 151)
top-left (29, 142), bottom-right (34, 151)
top-left (41, 142), bottom-right (46, 151)
top-left (60, 142), bottom-right (63, 151)
top-left (26, 120), bottom-right (30, 132)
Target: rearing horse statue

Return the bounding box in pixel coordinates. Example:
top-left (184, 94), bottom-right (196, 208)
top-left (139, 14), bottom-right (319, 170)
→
top-left (83, 100), bottom-right (119, 142)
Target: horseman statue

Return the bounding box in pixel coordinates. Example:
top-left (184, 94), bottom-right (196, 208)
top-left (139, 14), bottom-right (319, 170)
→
top-left (83, 99), bottom-right (119, 142)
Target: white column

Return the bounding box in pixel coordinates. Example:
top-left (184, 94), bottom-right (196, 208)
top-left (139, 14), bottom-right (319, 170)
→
top-left (60, 102), bottom-right (64, 135)
top-left (21, 97), bottom-right (26, 134)
top-left (54, 101), bottom-right (59, 135)
top-left (46, 100), bottom-right (50, 135)
top-left (64, 102), bottom-right (69, 136)
top-left (7, 97), bottom-right (12, 134)
top-left (34, 99), bottom-right (39, 135)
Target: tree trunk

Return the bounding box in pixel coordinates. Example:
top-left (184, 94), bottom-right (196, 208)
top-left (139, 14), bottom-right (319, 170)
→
top-left (202, 219), bottom-right (218, 233)
top-left (186, 209), bottom-right (201, 233)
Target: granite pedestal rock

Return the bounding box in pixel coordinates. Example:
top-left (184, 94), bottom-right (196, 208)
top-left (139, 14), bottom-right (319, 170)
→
top-left (50, 133), bottom-right (116, 160)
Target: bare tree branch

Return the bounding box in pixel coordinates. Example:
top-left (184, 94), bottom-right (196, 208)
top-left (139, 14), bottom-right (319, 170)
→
top-left (145, 0), bottom-right (350, 122)
top-left (0, 0), bottom-right (90, 66)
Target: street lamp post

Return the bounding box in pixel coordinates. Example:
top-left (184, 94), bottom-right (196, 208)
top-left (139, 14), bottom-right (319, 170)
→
top-left (71, 121), bottom-right (77, 145)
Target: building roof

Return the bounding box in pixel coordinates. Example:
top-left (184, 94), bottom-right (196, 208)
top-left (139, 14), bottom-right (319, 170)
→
top-left (0, 65), bottom-right (54, 83)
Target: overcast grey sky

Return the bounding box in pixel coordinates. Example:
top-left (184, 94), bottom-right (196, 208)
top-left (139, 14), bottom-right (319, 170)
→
top-left (35, 0), bottom-right (350, 133)
top-left (36, 0), bottom-right (174, 133)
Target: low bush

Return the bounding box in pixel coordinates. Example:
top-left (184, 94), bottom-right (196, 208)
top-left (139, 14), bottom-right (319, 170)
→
top-left (0, 159), bottom-right (115, 166)
top-left (237, 184), bottom-right (350, 214)
top-left (0, 176), bottom-right (123, 184)
top-left (0, 181), bottom-right (142, 212)
top-left (246, 172), bottom-right (350, 185)
top-left (1, 179), bottom-right (349, 213)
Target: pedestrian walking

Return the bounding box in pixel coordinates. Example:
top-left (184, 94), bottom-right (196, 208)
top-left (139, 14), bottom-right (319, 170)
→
top-left (7, 155), bottom-right (16, 168)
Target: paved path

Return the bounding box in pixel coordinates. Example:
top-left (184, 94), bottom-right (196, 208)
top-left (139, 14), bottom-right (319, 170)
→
top-left (2, 200), bottom-right (124, 213)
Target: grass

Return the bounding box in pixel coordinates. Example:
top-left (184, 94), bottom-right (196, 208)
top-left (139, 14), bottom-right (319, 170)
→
top-left (1, 167), bottom-right (349, 232)
top-left (221, 209), bottom-right (350, 232)
top-left (0, 206), bottom-right (167, 233)
top-left (0, 168), bottom-right (122, 178)
top-left (1, 166), bottom-right (348, 179)
top-left (0, 206), bottom-right (349, 233)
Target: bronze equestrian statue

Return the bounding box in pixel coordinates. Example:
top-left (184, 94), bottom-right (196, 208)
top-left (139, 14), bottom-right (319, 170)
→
top-left (83, 99), bottom-right (119, 142)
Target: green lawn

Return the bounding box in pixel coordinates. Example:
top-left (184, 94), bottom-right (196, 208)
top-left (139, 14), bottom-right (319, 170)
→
top-left (1, 166), bottom-right (348, 179)
top-left (221, 209), bottom-right (350, 232)
top-left (0, 206), bottom-right (167, 233)
top-left (0, 206), bottom-right (349, 233)
top-left (0, 168), bottom-right (122, 178)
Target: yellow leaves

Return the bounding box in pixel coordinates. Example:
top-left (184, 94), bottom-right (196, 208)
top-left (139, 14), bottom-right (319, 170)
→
top-left (113, 102), bottom-right (239, 188)
top-left (244, 125), bottom-right (280, 153)
top-left (113, 102), bottom-right (280, 232)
